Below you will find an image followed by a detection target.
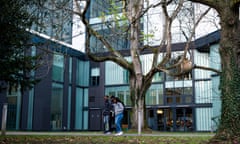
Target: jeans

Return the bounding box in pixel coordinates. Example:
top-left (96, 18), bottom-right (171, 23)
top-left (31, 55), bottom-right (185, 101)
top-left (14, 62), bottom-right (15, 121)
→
top-left (115, 113), bottom-right (123, 133)
top-left (103, 115), bottom-right (110, 132)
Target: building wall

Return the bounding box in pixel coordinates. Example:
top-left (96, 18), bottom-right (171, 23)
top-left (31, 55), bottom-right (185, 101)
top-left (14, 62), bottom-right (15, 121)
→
top-left (88, 61), bottom-right (105, 130)
top-left (88, 45), bottom-right (221, 132)
top-left (86, 1), bottom-right (221, 132)
top-left (0, 34), bottom-right (90, 131)
top-left (0, 35), bottom-right (221, 132)
top-left (210, 44), bottom-right (221, 131)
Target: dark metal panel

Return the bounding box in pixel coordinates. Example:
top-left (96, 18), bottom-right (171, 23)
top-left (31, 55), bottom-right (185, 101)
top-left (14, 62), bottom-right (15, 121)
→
top-left (88, 109), bottom-right (102, 131)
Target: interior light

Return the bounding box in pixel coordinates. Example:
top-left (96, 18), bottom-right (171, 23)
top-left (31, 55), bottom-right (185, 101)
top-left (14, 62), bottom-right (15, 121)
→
top-left (157, 109), bottom-right (163, 114)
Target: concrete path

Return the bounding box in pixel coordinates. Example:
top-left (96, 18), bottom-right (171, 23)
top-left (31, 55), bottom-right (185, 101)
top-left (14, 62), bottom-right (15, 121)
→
top-left (5, 131), bottom-right (215, 137)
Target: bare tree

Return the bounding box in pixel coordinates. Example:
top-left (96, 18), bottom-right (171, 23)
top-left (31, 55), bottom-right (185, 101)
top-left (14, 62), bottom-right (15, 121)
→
top-left (74, 0), bottom-right (215, 131)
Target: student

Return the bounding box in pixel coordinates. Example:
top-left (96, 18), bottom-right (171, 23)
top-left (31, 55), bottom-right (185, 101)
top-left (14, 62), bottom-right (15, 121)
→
top-left (102, 95), bottom-right (112, 134)
top-left (112, 97), bottom-right (124, 136)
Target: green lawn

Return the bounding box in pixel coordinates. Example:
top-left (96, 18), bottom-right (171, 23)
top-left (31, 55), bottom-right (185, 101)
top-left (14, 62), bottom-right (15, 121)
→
top-left (0, 135), bottom-right (212, 144)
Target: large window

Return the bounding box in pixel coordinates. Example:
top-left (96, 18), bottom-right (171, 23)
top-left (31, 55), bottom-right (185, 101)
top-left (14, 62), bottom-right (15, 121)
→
top-left (165, 80), bottom-right (193, 105)
top-left (75, 88), bottom-right (89, 130)
top-left (52, 54), bottom-right (64, 82)
top-left (105, 61), bottom-right (129, 85)
top-left (90, 67), bottom-right (100, 86)
top-left (89, 22), bottom-right (129, 53)
top-left (166, 88), bottom-right (181, 104)
top-left (195, 80), bottom-right (212, 103)
top-left (194, 50), bottom-right (211, 79)
top-left (51, 83), bottom-right (63, 130)
top-left (165, 87), bottom-right (193, 104)
top-left (77, 60), bottom-right (89, 86)
top-left (69, 57), bottom-right (72, 84)
top-left (31, 1), bottom-right (72, 43)
top-left (90, 0), bottom-right (123, 18)
top-left (146, 89), bottom-right (157, 105)
top-left (195, 108), bottom-right (212, 131)
top-left (145, 84), bottom-right (164, 105)
top-left (105, 86), bottom-right (130, 106)
top-left (152, 72), bottom-right (164, 82)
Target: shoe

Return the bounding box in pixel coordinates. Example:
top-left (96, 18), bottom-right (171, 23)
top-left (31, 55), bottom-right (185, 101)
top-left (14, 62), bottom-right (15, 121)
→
top-left (105, 132), bottom-right (111, 135)
top-left (114, 131), bottom-right (123, 136)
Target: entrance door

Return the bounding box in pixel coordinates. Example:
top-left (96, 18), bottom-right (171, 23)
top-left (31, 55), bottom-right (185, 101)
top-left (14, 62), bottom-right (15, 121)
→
top-left (89, 109), bottom-right (102, 130)
top-left (155, 108), bottom-right (193, 132)
top-left (176, 108), bottom-right (193, 131)
top-left (165, 108), bottom-right (174, 131)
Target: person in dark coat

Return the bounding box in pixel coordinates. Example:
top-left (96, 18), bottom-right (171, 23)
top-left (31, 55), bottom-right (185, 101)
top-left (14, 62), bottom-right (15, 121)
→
top-left (102, 95), bottom-right (112, 134)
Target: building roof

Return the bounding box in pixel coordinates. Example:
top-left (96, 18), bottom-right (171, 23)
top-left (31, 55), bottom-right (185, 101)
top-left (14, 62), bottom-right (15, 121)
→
top-left (29, 30), bottom-right (86, 60)
top-left (194, 30), bottom-right (220, 52)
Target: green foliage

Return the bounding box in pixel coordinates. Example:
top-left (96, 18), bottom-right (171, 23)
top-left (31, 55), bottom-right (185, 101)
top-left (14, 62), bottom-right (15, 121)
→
top-left (217, 49), bottom-right (240, 141)
top-left (0, 0), bottom-right (41, 92)
top-left (140, 32), bottom-right (154, 42)
top-left (97, 1), bottom-right (128, 28)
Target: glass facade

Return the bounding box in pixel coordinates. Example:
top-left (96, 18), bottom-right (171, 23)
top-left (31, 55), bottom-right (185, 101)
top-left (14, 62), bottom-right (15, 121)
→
top-left (89, 1), bottom-right (148, 53)
top-left (89, 22), bottom-right (129, 53)
top-left (105, 61), bottom-right (129, 85)
top-left (195, 108), bottom-right (213, 131)
top-left (195, 81), bottom-right (212, 103)
top-left (90, 67), bottom-right (100, 86)
top-left (105, 86), bottom-right (130, 106)
top-left (27, 46), bottom-right (36, 130)
top-left (69, 57), bottom-right (72, 84)
top-left (77, 60), bottom-right (90, 86)
top-left (194, 50), bottom-right (211, 79)
top-left (75, 60), bottom-right (89, 130)
top-left (6, 85), bottom-right (21, 130)
top-left (52, 54), bottom-right (64, 82)
top-left (75, 88), bottom-right (89, 130)
top-left (2, 24), bottom-right (89, 131)
top-left (51, 83), bottom-right (63, 130)
top-left (104, 50), bottom-right (217, 131)
top-left (210, 44), bottom-right (221, 131)
top-left (67, 86), bottom-right (71, 130)
top-left (2, 0), bottom-right (222, 132)
top-left (89, 0), bottom-right (123, 18)
top-left (146, 84), bottom-right (164, 105)
top-left (30, 0), bottom-right (73, 44)
top-left (165, 80), bottom-right (193, 105)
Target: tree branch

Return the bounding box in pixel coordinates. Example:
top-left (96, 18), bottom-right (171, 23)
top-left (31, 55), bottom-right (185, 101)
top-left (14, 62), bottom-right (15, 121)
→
top-left (74, 0), bottom-right (131, 67)
top-left (194, 64), bottom-right (221, 74)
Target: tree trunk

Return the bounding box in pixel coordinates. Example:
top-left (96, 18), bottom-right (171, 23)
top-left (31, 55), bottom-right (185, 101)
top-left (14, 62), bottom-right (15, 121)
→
top-left (129, 74), bottom-right (150, 130)
top-left (211, 6), bottom-right (240, 143)
top-left (127, 0), bottom-right (146, 130)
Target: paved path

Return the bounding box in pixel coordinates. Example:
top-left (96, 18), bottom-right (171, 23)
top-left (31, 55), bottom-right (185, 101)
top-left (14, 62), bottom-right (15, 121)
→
top-left (5, 131), bottom-right (215, 137)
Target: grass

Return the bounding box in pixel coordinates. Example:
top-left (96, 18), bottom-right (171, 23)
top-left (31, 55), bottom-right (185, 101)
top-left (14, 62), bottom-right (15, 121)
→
top-left (0, 132), bottom-right (213, 144)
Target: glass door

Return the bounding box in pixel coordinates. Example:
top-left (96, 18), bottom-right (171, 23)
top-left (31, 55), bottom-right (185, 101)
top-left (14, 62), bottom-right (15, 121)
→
top-left (176, 108), bottom-right (193, 132)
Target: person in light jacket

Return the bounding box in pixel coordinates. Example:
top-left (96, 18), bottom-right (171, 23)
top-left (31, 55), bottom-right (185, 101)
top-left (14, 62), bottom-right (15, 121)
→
top-left (112, 97), bottom-right (124, 136)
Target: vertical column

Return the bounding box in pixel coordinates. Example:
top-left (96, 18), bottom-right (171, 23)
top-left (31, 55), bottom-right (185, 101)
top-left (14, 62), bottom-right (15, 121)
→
top-left (1, 103), bottom-right (8, 135)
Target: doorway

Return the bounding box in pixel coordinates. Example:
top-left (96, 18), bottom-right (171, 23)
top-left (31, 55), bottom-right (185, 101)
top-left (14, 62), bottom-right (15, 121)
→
top-left (154, 107), bottom-right (193, 132)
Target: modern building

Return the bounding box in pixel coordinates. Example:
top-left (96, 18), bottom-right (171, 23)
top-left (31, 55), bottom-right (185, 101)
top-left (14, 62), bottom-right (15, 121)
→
top-left (0, 1), bottom-right (221, 132)
top-left (0, 32), bottom-right (89, 131)
top-left (0, 30), bottom-right (221, 132)
top-left (86, 0), bottom-right (221, 132)
top-left (88, 30), bottom-right (221, 132)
